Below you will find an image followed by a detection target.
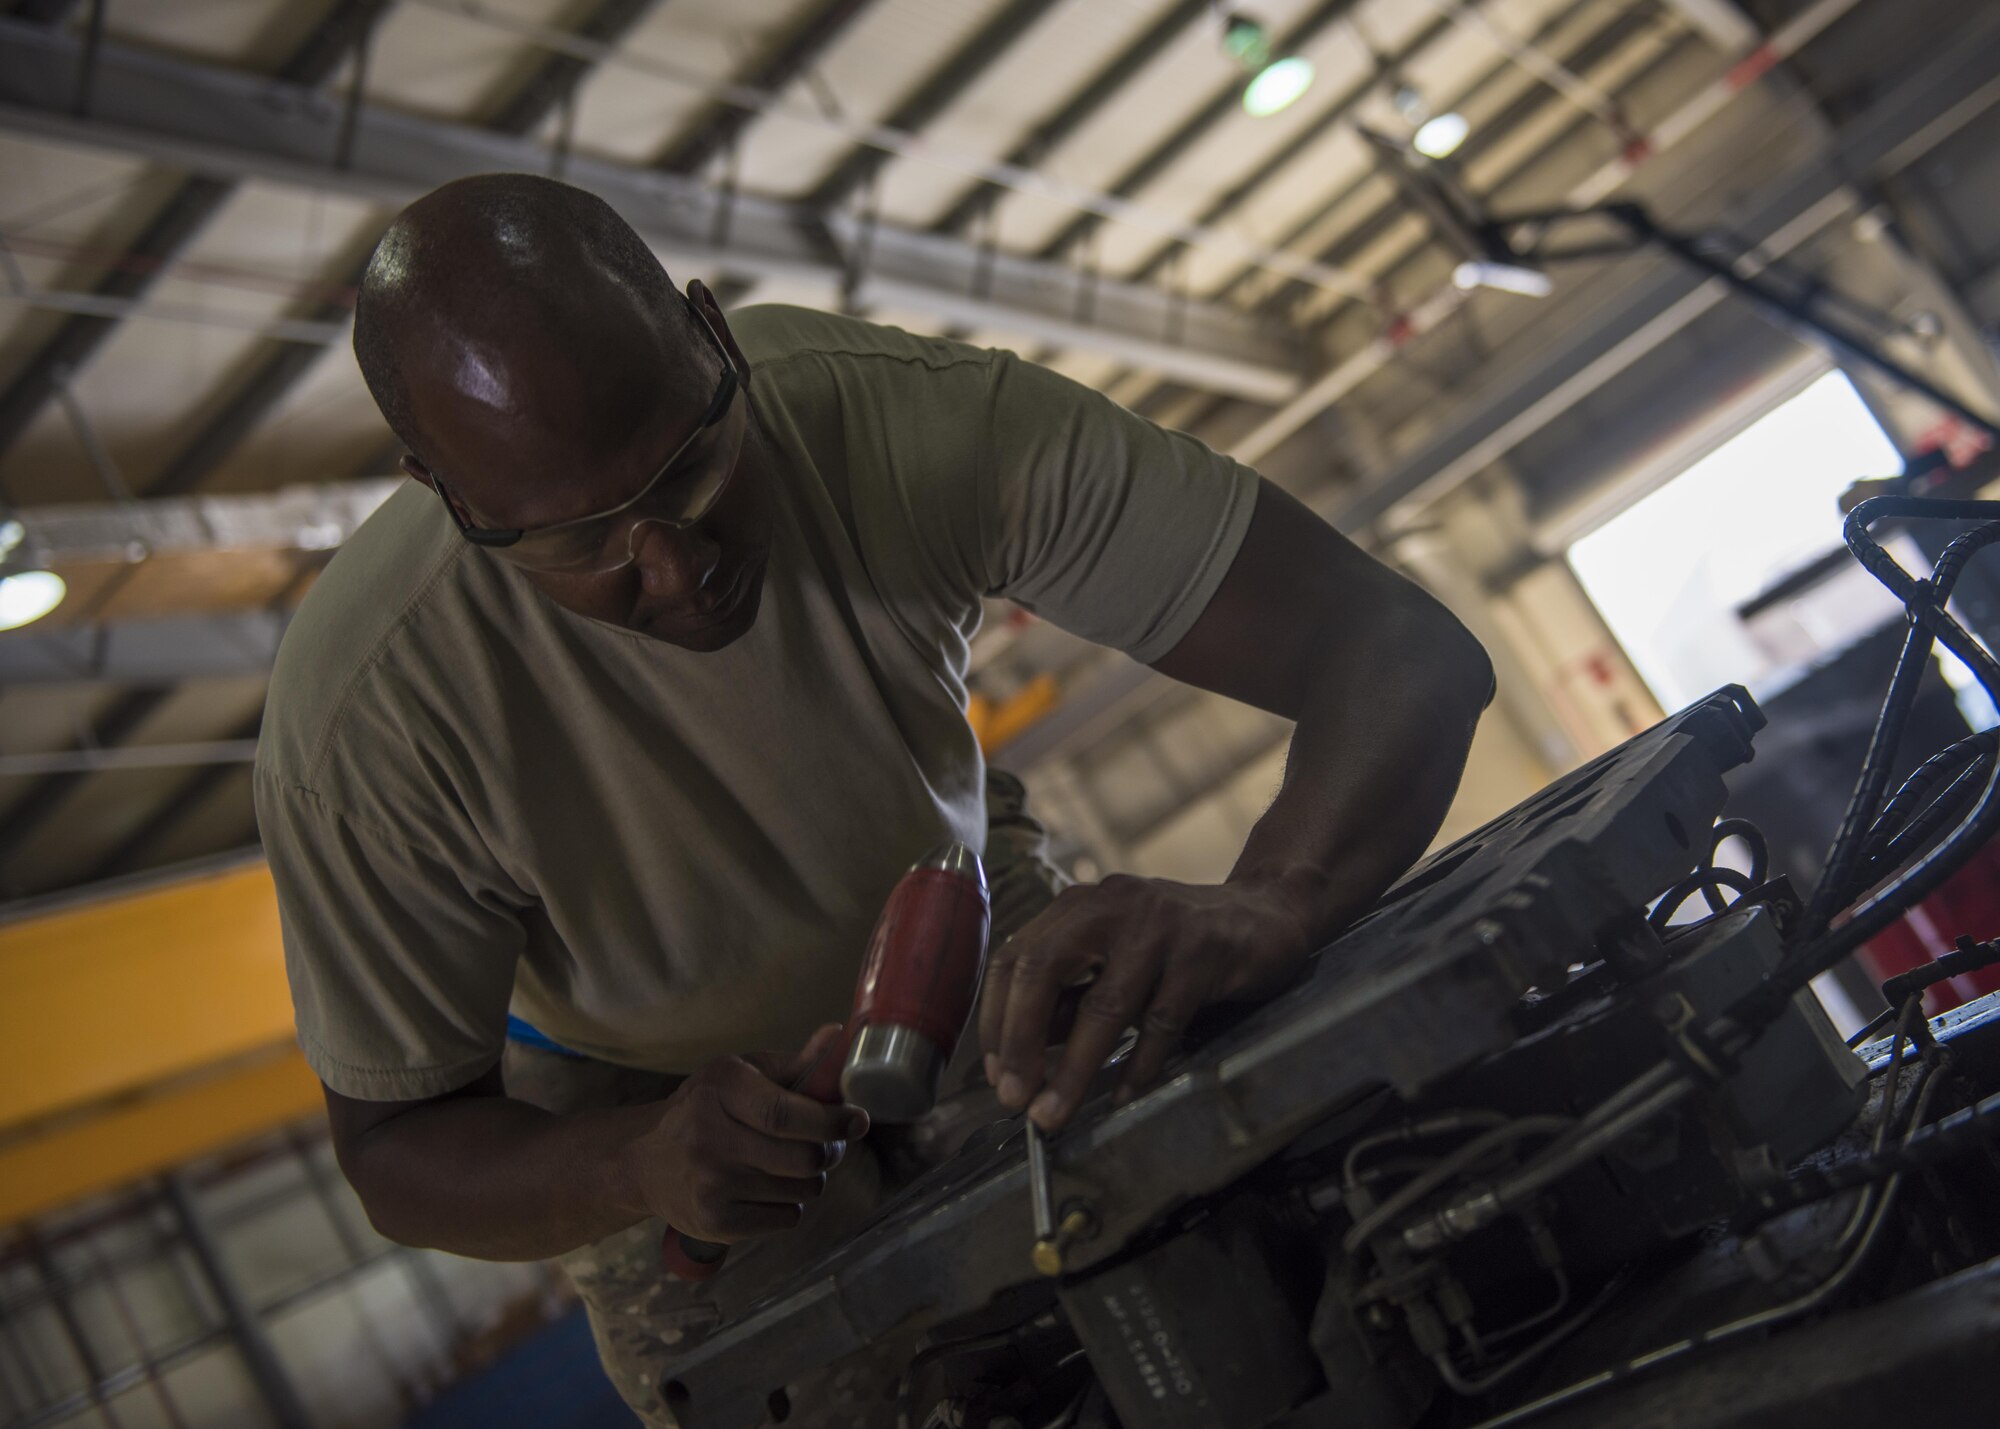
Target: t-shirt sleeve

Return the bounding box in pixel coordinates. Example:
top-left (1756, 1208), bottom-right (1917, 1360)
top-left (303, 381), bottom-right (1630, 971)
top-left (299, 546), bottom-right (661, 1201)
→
top-left (976, 349), bottom-right (1260, 664)
top-left (255, 774), bottom-right (523, 1102)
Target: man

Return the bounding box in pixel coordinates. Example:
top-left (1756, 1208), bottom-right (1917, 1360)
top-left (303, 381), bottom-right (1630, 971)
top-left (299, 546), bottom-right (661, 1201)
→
top-left (255, 173), bottom-right (1491, 1423)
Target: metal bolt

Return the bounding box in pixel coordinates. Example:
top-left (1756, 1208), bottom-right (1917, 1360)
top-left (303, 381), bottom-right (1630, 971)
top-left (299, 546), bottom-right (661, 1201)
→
top-left (1032, 1205), bottom-right (1096, 1277)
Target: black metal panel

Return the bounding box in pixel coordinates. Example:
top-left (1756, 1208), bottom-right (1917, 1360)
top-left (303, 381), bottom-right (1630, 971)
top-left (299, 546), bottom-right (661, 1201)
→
top-left (656, 688), bottom-right (1766, 1428)
top-left (1060, 1200), bottom-right (1322, 1429)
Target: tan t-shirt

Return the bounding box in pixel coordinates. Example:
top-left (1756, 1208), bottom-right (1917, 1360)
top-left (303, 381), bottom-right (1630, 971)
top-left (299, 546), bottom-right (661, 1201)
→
top-left (254, 306), bottom-right (1258, 1102)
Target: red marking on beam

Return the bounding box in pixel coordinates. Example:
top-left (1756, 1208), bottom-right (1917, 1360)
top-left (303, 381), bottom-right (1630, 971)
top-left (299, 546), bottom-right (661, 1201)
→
top-left (1726, 43), bottom-right (1780, 91)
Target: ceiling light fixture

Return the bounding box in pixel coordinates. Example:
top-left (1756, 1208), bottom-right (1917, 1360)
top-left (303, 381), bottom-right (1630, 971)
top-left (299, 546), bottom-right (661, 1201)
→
top-left (1243, 55), bottom-right (1316, 117)
top-left (0, 570), bottom-right (66, 631)
top-left (1223, 12), bottom-right (1316, 118)
top-left (1413, 111), bottom-right (1470, 159)
top-left (0, 518), bottom-right (64, 631)
top-left (1451, 259), bottom-right (1554, 298)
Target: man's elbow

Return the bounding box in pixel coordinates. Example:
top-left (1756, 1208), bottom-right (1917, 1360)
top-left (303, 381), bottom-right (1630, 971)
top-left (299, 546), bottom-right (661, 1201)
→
top-left (354, 1183), bottom-right (429, 1248)
top-left (334, 1135), bottom-right (435, 1249)
top-left (1393, 589), bottom-right (1494, 719)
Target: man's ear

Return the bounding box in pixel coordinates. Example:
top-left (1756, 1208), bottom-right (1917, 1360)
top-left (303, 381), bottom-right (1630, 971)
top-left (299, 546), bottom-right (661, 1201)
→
top-left (688, 280), bottom-right (751, 389)
top-left (399, 452), bottom-right (436, 489)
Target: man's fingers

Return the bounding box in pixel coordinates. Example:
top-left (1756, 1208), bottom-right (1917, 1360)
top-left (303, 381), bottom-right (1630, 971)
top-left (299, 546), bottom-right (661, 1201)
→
top-left (717, 1058), bottom-right (867, 1141)
top-left (976, 944), bottom-right (1017, 1070)
top-left (735, 1131), bottom-right (845, 1180)
top-left (1025, 945), bottom-right (1163, 1130)
top-left (1114, 975), bottom-right (1205, 1106)
top-left (992, 938), bottom-right (1088, 1110)
top-left (979, 890), bottom-right (1101, 1070)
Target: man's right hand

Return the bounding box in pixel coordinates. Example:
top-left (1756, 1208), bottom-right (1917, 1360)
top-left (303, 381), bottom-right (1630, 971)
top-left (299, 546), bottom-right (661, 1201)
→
top-left (627, 1023), bottom-right (870, 1244)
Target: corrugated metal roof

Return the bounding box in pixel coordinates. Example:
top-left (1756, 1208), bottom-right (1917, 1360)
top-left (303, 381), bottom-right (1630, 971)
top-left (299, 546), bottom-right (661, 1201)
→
top-left (0, 0), bottom-right (1838, 896)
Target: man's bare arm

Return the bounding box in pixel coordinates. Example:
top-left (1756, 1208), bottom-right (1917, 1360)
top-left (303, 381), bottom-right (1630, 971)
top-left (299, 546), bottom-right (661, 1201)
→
top-left (981, 479), bottom-right (1492, 1128)
top-left (1156, 479), bottom-right (1492, 942)
top-left (324, 1026), bottom-right (865, 1261)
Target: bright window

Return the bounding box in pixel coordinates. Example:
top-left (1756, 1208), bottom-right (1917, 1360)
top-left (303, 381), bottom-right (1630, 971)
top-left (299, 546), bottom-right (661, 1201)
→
top-left (1568, 371), bottom-right (1906, 711)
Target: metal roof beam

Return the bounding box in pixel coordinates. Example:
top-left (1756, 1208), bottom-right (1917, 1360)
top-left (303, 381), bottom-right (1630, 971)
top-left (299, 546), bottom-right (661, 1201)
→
top-left (1034, 0), bottom-right (1362, 262)
top-left (2, 479), bottom-right (395, 572)
top-left (1243, 0), bottom-right (1646, 323)
top-left (0, 687), bottom-right (169, 892)
top-left (484, 0), bottom-right (661, 137)
top-left (0, 20), bottom-right (1305, 403)
top-left (0, 0), bottom-right (385, 469)
top-left (84, 709), bottom-right (262, 883)
top-left (931, 0), bottom-right (1212, 238)
top-left (136, 0), bottom-right (664, 499)
top-left (1316, 4), bottom-right (2000, 530)
top-left (1126, 8), bottom-right (1464, 286)
top-left (0, 610), bottom-right (294, 686)
top-left (653, 0), bottom-right (877, 177)
top-left (803, 0), bottom-right (1065, 212)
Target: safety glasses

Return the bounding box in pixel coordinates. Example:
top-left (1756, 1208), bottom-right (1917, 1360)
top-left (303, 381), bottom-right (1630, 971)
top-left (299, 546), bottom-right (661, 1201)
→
top-left (426, 290), bottom-right (743, 574)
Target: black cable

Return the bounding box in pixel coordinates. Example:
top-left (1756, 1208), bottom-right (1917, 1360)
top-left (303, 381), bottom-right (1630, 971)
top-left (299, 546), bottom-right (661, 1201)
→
top-left (1740, 503), bottom-right (2000, 1031)
top-left (896, 1313), bottom-right (1060, 1423)
top-left (1739, 1083), bottom-right (2000, 1222)
top-left (1710, 818), bottom-right (1769, 888)
top-left (1846, 1005), bottom-right (1899, 1048)
top-left (1803, 619), bottom-right (1944, 933)
top-left (1397, 501), bottom-right (2000, 1260)
top-left (1799, 514), bottom-right (2000, 934)
top-left (1647, 866), bottom-right (1754, 933)
top-left (1856, 753), bottom-right (1994, 889)
top-left (1865, 730), bottom-right (1999, 849)
top-left (1878, 934), bottom-right (2000, 1008)
top-left (1646, 819), bottom-right (1770, 932)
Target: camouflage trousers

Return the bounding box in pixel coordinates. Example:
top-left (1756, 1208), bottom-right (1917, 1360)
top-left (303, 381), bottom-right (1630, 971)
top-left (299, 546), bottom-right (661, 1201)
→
top-left (505, 1041), bottom-right (923, 1426)
top-left (512, 767), bottom-right (1069, 1427)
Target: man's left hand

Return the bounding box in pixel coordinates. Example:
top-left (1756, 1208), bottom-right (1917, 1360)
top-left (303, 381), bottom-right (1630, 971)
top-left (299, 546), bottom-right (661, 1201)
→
top-left (978, 875), bottom-right (1315, 1130)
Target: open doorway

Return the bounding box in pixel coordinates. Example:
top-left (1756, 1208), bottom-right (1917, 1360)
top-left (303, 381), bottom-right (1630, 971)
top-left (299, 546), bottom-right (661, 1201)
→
top-left (1566, 370), bottom-right (1907, 709)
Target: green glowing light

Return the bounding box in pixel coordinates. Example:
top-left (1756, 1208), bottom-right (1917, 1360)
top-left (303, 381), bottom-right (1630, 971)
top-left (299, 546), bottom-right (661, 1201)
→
top-left (1243, 56), bottom-right (1315, 117)
top-left (1223, 17), bottom-right (1272, 69)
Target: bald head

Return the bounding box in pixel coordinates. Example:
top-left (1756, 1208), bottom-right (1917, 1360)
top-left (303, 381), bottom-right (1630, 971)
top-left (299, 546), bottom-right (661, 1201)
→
top-left (354, 174), bottom-right (703, 469)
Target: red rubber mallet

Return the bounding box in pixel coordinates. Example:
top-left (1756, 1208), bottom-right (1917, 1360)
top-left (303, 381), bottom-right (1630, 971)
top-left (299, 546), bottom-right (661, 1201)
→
top-left (661, 843), bottom-right (990, 1280)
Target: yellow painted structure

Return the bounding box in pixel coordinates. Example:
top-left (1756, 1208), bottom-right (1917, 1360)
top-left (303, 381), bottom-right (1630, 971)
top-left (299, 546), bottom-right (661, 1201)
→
top-left (0, 862), bottom-right (293, 1128)
top-left (0, 862), bottom-right (318, 1221)
top-left (967, 674), bottom-right (1061, 754)
top-left (0, 1049), bottom-right (322, 1225)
